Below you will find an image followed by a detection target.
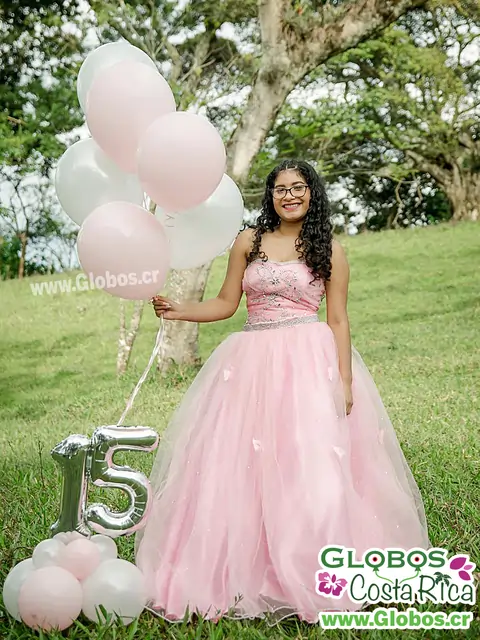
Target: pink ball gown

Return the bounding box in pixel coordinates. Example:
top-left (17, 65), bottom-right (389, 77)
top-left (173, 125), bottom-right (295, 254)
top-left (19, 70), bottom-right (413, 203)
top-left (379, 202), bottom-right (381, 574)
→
top-left (135, 258), bottom-right (429, 623)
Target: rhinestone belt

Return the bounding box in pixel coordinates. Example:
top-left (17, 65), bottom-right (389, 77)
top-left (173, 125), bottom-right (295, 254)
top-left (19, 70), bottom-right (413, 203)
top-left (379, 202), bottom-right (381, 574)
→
top-left (242, 314), bottom-right (320, 332)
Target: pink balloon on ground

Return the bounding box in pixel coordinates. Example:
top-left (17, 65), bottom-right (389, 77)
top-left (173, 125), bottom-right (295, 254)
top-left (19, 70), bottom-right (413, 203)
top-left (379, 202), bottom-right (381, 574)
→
top-left (18, 566), bottom-right (82, 631)
top-left (86, 60), bottom-right (176, 173)
top-left (137, 112), bottom-right (226, 211)
top-left (77, 202), bottom-right (170, 300)
top-left (58, 539), bottom-right (101, 581)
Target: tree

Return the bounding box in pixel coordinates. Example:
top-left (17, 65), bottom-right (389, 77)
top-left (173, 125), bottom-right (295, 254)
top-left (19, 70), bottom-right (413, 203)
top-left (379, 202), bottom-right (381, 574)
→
top-left (0, 169), bottom-right (78, 278)
top-left (0, 0), bottom-right (88, 276)
top-left (260, 4), bottom-right (480, 224)
top-left (89, 0), bottom-right (429, 372)
top-left (253, 101), bottom-right (453, 230)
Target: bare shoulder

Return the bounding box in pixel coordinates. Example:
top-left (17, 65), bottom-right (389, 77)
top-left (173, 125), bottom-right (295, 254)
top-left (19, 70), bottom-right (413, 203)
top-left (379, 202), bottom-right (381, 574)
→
top-left (332, 238), bottom-right (346, 256)
top-left (236, 227), bottom-right (255, 257)
top-left (328, 238), bottom-right (349, 285)
top-left (331, 238), bottom-right (349, 266)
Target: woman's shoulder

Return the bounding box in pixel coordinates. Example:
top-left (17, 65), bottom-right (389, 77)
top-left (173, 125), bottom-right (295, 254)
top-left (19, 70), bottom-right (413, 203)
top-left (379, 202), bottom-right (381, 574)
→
top-left (238, 226), bottom-right (256, 241)
top-left (331, 238), bottom-right (349, 270)
top-left (332, 238), bottom-right (346, 256)
top-left (236, 227), bottom-right (256, 254)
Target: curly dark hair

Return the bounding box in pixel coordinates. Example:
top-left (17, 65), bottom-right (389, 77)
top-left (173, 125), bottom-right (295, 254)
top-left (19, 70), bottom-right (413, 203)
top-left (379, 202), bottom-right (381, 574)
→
top-left (246, 159), bottom-right (333, 282)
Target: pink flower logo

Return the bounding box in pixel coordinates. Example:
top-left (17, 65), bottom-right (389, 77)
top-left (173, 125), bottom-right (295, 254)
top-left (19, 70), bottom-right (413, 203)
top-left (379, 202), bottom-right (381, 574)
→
top-left (316, 571), bottom-right (348, 597)
top-left (449, 555), bottom-right (475, 581)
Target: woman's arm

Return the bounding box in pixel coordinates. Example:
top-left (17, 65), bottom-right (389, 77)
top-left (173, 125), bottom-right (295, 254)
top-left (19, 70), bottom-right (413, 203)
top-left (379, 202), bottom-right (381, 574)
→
top-left (325, 240), bottom-right (353, 406)
top-left (153, 229), bottom-right (252, 323)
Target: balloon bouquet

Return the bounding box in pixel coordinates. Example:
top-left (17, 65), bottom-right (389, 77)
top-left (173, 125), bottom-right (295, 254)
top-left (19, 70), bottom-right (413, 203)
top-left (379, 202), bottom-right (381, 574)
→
top-left (56, 40), bottom-right (244, 290)
top-left (2, 40), bottom-right (245, 632)
top-left (3, 534), bottom-right (146, 631)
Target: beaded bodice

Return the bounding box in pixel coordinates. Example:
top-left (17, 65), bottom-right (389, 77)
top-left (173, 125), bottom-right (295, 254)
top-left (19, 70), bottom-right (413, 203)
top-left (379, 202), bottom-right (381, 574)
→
top-left (242, 259), bottom-right (325, 326)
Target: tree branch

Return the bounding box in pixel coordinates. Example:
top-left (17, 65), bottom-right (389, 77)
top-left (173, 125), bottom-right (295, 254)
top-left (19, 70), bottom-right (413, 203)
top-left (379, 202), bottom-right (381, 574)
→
top-left (292, 0), bottom-right (428, 69)
top-left (258, 0), bottom-right (289, 50)
top-left (405, 149), bottom-right (451, 185)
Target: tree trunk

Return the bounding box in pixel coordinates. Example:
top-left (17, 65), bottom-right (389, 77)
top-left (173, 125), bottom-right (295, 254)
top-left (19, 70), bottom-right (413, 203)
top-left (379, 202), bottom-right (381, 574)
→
top-left (18, 231), bottom-right (27, 279)
top-left (406, 150), bottom-right (480, 222)
top-left (227, 70), bottom-right (300, 183)
top-left (117, 301), bottom-right (145, 375)
top-left (157, 262), bottom-right (212, 374)
top-left (447, 172), bottom-right (480, 222)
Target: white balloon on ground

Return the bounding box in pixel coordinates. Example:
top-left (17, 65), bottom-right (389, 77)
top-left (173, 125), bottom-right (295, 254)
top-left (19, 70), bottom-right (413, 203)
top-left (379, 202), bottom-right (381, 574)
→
top-left (55, 138), bottom-right (144, 226)
top-left (32, 539), bottom-right (64, 569)
top-left (77, 41), bottom-right (157, 112)
top-left (90, 535), bottom-right (118, 562)
top-left (2, 559), bottom-right (35, 621)
top-left (52, 532), bottom-right (71, 545)
top-left (63, 532), bottom-right (87, 545)
top-left (82, 559), bottom-right (147, 625)
top-left (155, 174), bottom-right (245, 270)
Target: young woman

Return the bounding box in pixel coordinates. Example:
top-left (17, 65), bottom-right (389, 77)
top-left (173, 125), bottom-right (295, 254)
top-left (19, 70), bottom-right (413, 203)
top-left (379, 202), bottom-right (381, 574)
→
top-left (135, 159), bottom-right (428, 623)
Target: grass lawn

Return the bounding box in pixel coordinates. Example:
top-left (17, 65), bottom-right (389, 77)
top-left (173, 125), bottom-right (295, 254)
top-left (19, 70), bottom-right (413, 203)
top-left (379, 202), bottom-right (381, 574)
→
top-left (0, 221), bottom-right (478, 639)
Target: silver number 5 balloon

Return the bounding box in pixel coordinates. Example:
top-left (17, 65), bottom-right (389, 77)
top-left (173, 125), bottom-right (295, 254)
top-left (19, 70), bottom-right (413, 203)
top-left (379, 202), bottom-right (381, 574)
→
top-left (85, 426), bottom-right (159, 536)
top-left (50, 426), bottom-right (159, 537)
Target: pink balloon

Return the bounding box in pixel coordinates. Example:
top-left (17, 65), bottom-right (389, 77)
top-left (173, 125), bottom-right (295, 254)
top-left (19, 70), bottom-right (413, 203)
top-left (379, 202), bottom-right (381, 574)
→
top-left (58, 539), bottom-right (101, 581)
top-left (86, 60), bottom-right (176, 173)
top-left (18, 566), bottom-right (82, 631)
top-left (137, 112), bottom-right (226, 211)
top-left (77, 202), bottom-right (170, 300)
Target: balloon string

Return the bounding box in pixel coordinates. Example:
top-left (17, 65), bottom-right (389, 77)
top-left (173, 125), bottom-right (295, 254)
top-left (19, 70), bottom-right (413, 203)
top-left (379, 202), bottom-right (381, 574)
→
top-left (117, 317), bottom-right (165, 426)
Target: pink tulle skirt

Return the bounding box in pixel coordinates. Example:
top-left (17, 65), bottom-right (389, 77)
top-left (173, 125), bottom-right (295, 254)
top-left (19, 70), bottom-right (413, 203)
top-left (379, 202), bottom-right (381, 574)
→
top-left (135, 320), bottom-right (428, 623)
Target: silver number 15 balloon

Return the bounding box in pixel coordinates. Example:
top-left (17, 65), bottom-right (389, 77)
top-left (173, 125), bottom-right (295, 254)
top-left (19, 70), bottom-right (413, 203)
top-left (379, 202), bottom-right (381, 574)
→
top-left (51, 425), bottom-right (159, 537)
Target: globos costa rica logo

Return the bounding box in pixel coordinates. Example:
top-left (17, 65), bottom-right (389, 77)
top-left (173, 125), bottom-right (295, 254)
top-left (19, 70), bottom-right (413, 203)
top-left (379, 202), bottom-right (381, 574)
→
top-left (315, 547), bottom-right (476, 606)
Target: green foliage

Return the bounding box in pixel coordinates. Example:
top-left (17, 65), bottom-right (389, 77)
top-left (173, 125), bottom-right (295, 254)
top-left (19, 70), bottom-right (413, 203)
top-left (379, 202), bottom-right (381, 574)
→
top-left (249, 5), bottom-right (479, 226)
top-left (89, 0), bottom-right (257, 112)
top-left (0, 232), bottom-right (56, 280)
top-left (356, 175), bottom-right (452, 231)
top-left (1, 1), bottom-right (87, 172)
top-left (0, 0), bottom-right (88, 276)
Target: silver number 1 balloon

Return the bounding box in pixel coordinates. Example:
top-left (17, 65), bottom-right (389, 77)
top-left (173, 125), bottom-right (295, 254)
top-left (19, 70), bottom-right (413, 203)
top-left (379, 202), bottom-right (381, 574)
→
top-left (85, 425), bottom-right (159, 536)
top-left (50, 434), bottom-right (92, 536)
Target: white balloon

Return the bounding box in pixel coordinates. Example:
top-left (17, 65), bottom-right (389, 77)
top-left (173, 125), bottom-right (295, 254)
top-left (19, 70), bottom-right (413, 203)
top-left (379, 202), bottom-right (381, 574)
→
top-left (55, 138), bottom-right (144, 226)
top-left (82, 559), bottom-right (147, 625)
top-left (2, 559), bottom-right (35, 621)
top-left (156, 174), bottom-right (245, 270)
top-left (52, 533), bottom-right (71, 545)
top-left (90, 535), bottom-right (118, 562)
top-left (53, 532), bottom-right (85, 545)
top-left (64, 532), bottom-right (87, 544)
top-left (32, 539), bottom-right (64, 569)
top-left (77, 41), bottom-right (158, 112)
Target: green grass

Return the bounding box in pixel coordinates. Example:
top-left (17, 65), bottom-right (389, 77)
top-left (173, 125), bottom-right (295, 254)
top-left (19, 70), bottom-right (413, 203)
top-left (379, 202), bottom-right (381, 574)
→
top-left (0, 221), bottom-right (479, 639)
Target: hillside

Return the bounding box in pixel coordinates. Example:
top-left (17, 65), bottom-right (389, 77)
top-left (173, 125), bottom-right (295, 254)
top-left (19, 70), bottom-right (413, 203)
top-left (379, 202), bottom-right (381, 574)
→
top-left (0, 221), bottom-right (478, 639)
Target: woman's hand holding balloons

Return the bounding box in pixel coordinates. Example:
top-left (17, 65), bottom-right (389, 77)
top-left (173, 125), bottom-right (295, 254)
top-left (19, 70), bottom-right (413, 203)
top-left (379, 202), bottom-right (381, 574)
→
top-left (151, 296), bottom-right (184, 320)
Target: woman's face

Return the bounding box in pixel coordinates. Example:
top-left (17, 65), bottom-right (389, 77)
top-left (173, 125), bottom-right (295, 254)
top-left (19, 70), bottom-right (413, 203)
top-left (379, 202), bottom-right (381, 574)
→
top-left (272, 169), bottom-right (311, 223)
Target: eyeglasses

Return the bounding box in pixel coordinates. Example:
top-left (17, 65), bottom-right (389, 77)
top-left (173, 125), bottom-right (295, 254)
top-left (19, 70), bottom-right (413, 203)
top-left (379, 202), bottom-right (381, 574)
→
top-left (271, 184), bottom-right (308, 200)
